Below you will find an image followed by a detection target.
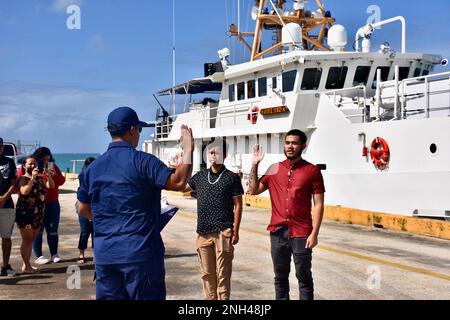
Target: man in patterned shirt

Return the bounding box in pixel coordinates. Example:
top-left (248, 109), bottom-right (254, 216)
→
top-left (185, 138), bottom-right (244, 300)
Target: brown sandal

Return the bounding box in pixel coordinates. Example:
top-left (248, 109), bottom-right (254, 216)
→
top-left (22, 267), bottom-right (40, 274)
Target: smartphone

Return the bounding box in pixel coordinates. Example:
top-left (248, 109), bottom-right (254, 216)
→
top-left (37, 160), bottom-right (45, 174)
top-left (48, 162), bottom-right (55, 174)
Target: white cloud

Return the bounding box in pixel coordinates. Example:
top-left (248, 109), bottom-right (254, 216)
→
top-left (0, 82), bottom-right (153, 153)
top-left (51, 0), bottom-right (84, 12)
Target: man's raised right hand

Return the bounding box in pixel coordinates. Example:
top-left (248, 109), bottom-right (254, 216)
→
top-left (179, 124), bottom-right (194, 154)
top-left (252, 144), bottom-right (265, 165)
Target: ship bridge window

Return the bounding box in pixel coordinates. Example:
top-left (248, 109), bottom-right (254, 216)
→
top-left (413, 68), bottom-right (422, 77)
top-left (237, 82), bottom-right (245, 101)
top-left (371, 66), bottom-right (391, 89)
top-left (326, 66), bottom-right (348, 89)
top-left (352, 66), bottom-right (371, 86)
top-left (258, 77), bottom-right (267, 97)
top-left (301, 68), bottom-right (322, 90)
top-left (272, 76), bottom-right (277, 89)
top-left (399, 67), bottom-right (410, 81)
top-left (247, 80), bottom-right (256, 99)
top-left (422, 69), bottom-right (429, 76)
top-left (228, 84), bottom-right (235, 102)
top-left (282, 70), bottom-right (297, 92)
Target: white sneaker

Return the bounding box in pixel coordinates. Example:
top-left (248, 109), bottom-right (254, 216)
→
top-left (51, 254), bottom-right (61, 263)
top-left (35, 256), bottom-right (50, 265)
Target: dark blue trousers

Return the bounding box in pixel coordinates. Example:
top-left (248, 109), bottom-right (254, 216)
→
top-left (78, 214), bottom-right (94, 250)
top-left (95, 262), bottom-right (166, 300)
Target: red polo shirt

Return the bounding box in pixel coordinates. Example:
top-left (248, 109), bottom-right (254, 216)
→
top-left (260, 159), bottom-right (325, 238)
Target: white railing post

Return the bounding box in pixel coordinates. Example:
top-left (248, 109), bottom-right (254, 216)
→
top-left (448, 76), bottom-right (450, 117)
top-left (401, 80), bottom-right (406, 120)
top-left (361, 86), bottom-right (367, 123)
top-left (201, 108), bottom-right (205, 129)
top-left (425, 77), bottom-right (430, 118)
top-left (376, 68), bottom-right (382, 120)
top-left (394, 65), bottom-right (399, 120)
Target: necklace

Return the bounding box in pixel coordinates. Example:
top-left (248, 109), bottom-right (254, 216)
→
top-left (208, 169), bottom-right (225, 185)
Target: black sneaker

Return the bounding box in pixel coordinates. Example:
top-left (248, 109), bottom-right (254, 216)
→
top-left (0, 264), bottom-right (16, 277)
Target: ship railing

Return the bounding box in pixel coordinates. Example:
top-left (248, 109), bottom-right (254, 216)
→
top-left (198, 101), bottom-right (254, 128)
top-left (154, 102), bottom-right (254, 139)
top-left (15, 140), bottom-right (41, 156)
top-left (69, 160), bottom-right (85, 174)
top-left (324, 85), bottom-right (368, 123)
top-left (154, 115), bottom-right (177, 140)
top-left (377, 71), bottom-right (450, 120)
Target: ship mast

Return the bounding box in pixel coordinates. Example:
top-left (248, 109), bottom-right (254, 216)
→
top-left (172, 0), bottom-right (176, 116)
top-left (229, 0), bottom-right (335, 61)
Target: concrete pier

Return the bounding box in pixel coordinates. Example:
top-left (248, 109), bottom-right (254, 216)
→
top-left (1, 180), bottom-right (449, 300)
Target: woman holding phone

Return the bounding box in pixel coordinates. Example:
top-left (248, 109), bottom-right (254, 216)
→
top-left (16, 156), bottom-right (55, 273)
top-left (31, 147), bottom-right (66, 265)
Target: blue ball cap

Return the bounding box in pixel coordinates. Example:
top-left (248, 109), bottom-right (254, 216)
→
top-left (107, 107), bottom-right (149, 132)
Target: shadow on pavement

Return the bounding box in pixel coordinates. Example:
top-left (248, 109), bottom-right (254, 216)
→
top-left (38, 263), bottom-right (95, 275)
top-left (59, 189), bottom-right (77, 194)
top-left (0, 274), bottom-right (54, 286)
top-left (165, 253), bottom-right (197, 259)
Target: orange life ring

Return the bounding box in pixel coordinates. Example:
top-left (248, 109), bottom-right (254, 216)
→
top-left (370, 137), bottom-right (390, 170)
top-left (247, 106), bottom-right (259, 124)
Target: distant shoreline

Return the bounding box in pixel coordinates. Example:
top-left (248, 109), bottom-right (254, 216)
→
top-left (53, 153), bottom-right (101, 174)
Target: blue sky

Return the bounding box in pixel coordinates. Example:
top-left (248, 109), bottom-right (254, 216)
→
top-left (1, 0), bottom-right (449, 153)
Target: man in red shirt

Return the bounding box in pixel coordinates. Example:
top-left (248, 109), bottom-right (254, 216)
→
top-left (248, 129), bottom-right (325, 300)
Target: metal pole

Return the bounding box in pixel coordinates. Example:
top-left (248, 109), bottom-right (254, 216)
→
top-left (401, 80), bottom-right (406, 120)
top-left (172, 0), bottom-right (176, 116)
top-left (363, 86), bottom-right (368, 123)
top-left (425, 77), bottom-right (430, 118)
top-left (376, 68), bottom-right (381, 120)
top-left (357, 16), bottom-right (407, 54)
top-left (238, 0), bottom-right (240, 34)
top-left (394, 65), bottom-right (399, 119)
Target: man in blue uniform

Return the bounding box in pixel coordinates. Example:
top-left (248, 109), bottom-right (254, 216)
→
top-left (77, 106), bottom-right (193, 300)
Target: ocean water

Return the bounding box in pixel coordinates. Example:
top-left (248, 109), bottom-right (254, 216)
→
top-left (53, 153), bottom-right (101, 174)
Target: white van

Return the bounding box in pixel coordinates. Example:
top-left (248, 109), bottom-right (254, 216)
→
top-left (2, 142), bottom-right (21, 167)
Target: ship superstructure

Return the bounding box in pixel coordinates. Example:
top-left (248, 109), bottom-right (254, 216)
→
top-left (144, 0), bottom-right (449, 219)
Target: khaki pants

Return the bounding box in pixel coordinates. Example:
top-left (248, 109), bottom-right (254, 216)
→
top-left (196, 228), bottom-right (234, 300)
